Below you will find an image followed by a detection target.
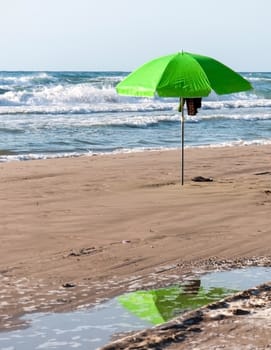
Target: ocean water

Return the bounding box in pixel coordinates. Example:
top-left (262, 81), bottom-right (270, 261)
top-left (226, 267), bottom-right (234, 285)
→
top-left (0, 71), bottom-right (270, 162)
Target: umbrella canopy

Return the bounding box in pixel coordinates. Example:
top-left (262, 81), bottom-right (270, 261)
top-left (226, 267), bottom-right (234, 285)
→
top-left (117, 51), bottom-right (252, 98)
top-left (116, 51), bottom-right (252, 184)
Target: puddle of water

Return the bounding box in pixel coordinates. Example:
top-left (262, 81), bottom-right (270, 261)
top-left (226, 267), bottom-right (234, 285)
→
top-left (201, 266), bottom-right (271, 291)
top-left (0, 299), bottom-right (150, 350)
top-left (1, 266), bottom-right (271, 350)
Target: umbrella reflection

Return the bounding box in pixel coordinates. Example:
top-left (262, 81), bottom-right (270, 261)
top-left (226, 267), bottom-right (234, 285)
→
top-left (118, 280), bottom-right (235, 325)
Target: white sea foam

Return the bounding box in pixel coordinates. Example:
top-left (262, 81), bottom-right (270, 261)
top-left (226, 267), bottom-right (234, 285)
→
top-left (0, 102), bottom-right (174, 115)
top-left (0, 72), bottom-right (52, 85)
top-left (203, 98), bottom-right (271, 110)
top-left (0, 97), bottom-right (270, 116)
top-left (1, 110), bottom-right (271, 136)
top-left (1, 138), bottom-right (271, 163)
top-left (0, 84), bottom-right (120, 106)
top-left (198, 139), bottom-right (271, 148)
top-left (199, 111), bottom-right (271, 121)
top-left (0, 76), bottom-right (265, 114)
top-left (245, 76), bottom-right (271, 82)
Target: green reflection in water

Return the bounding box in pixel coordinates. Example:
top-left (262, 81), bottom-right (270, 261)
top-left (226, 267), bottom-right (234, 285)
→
top-left (118, 280), bottom-right (236, 325)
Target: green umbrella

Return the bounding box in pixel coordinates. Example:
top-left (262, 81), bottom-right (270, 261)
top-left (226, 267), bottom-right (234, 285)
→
top-left (116, 51), bottom-right (252, 185)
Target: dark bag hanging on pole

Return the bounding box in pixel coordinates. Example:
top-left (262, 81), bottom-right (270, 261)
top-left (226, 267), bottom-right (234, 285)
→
top-left (185, 98), bottom-right (202, 116)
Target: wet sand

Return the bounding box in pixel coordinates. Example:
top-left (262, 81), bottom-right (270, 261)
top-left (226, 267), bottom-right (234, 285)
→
top-left (1, 145), bottom-right (271, 347)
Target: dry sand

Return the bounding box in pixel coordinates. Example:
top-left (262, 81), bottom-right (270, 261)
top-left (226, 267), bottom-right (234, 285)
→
top-left (1, 145), bottom-right (271, 347)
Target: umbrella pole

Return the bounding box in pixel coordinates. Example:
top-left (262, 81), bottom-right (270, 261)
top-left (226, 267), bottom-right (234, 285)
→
top-left (179, 97), bottom-right (185, 185)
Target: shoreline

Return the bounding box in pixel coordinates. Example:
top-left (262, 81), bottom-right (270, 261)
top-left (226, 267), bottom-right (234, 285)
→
top-left (2, 139), bottom-right (271, 163)
top-left (1, 145), bottom-right (271, 341)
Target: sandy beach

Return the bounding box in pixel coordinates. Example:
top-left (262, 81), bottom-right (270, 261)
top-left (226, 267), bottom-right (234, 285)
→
top-left (1, 145), bottom-right (271, 347)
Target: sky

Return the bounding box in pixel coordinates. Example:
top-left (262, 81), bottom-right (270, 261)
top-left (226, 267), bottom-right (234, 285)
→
top-left (0, 0), bottom-right (270, 72)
